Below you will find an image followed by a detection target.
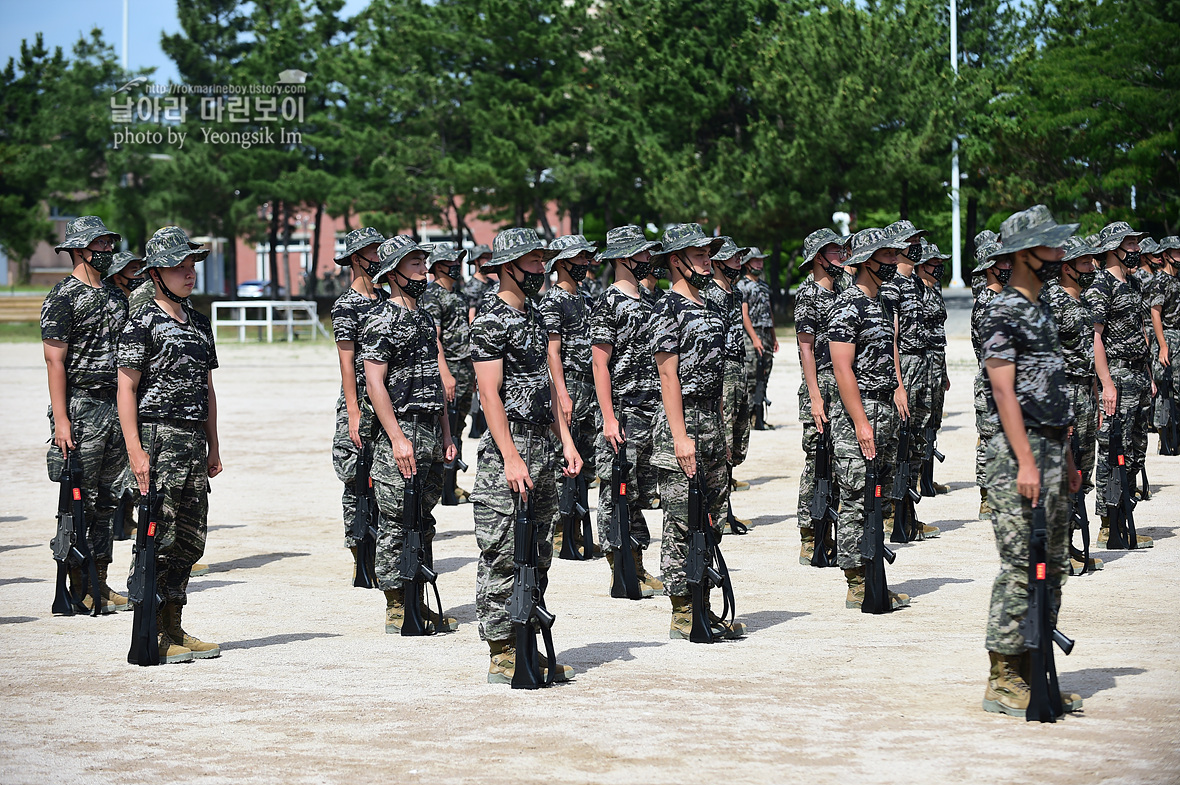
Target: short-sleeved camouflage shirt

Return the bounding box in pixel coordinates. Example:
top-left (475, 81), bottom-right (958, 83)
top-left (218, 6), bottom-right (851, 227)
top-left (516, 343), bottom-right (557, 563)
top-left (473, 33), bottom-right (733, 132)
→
top-left (419, 280), bottom-right (471, 362)
top-left (1042, 280), bottom-right (1094, 380)
top-left (117, 303), bottom-right (218, 422)
top-left (650, 291), bottom-right (726, 399)
top-left (919, 281), bottom-right (947, 350)
top-left (1133, 268), bottom-right (1156, 318)
top-left (827, 286), bottom-right (898, 393)
top-left (469, 294), bottom-right (553, 426)
top-left (104, 279), bottom-right (129, 311)
top-left (1084, 270), bottom-right (1148, 362)
top-left (41, 275), bottom-right (127, 395)
top-left (972, 287), bottom-right (1001, 363)
top-left (980, 288), bottom-right (1071, 428)
top-left (332, 287), bottom-right (389, 395)
top-left (466, 276), bottom-right (497, 317)
top-left (589, 285), bottom-right (661, 410)
top-left (878, 272), bottom-right (927, 354)
top-left (1148, 270), bottom-right (1180, 330)
top-left (737, 274), bottom-right (774, 329)
top-left (358, 301), bottom-right (445, 417)
top-left (579, 275), bottom-right (605, 307)
top-left (640, 283), bottom-right (665, 308)
top-left (538, 284), bottom-right (591, 377)
top-left (792, 277), bottom-right (838, 372)
top-left (701, 280), bottom-right (745, 362)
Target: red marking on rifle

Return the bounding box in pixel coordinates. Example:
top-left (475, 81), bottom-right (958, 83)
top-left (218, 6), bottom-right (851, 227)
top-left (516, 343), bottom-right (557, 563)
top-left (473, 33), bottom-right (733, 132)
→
top-left (1036, 563), bottom-right (1046, 581)
top-left (1118, 454), bottom-right (1125, 466)
top-left (620, 482), bottom-right (627, 496)
top-left (147, 521), bottom-right (156, 537)
top-left (72, 488), bottom-right (81, 501)
top-left (875, 485), bottom-right (881, 498)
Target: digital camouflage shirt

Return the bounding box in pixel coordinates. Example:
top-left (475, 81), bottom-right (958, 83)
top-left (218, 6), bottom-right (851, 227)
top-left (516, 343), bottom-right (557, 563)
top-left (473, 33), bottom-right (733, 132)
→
top-left (919, 281), bottom-right (948, 350)
top-left (117, 302), bottom-right (218, 422)
top-left (980, 288), bottom-right (1071, 429)
top-left (701, 280), bottom-right (746, 362)
top-left (589, 285), bottom-right (661, 410)
top-left (827, 285), bottom-right (899, 393)
top-left (878, 272), bottom-right (928, 354)
top-left (358, 301), bottom-right (445, 417)
top-left (419, 280), bottom-right (471, 362)
top-left (972, 287), bottom-right (1001, 363)
top-left (469, 294), bottom-right (553, 426)
top-left (650, 291), bottom-right (726, 400)
top-left (1042, 280), bottom-right (1094, 380)
top-left (737, 274), bottom-right (774, 329)
top-left (792, 276), bottom-right (838, 372)
top-left (466, 276), bottom-right (497, 317)
top-left (1148, 270), bottom-right (1180, 330)
top-left (1084, 270), bottom-right (1148, 363)
top-left (538, 284), bottom-right (591, 377)
top-left (41, 275), bottom-right (127, 395)
top-left (332, 286), bottom-right (389, 396)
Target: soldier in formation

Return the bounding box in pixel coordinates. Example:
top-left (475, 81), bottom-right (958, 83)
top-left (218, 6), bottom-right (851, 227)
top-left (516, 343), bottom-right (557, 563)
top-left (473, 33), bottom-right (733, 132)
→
top-left (1149, 237), bottom-right (1180, 446)
top-left (739, 246), bottom-right (777, 430)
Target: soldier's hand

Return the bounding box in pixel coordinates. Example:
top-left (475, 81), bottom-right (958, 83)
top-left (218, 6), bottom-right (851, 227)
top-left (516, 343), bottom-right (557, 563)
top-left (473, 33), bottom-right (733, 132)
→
top-left (505, 453), bottom-right (533, 498)
top-left (347, 410), bottom-right (362, 449)
top-left (207, 447), bottom-right (223, 479)
top-left (1069, 468), bottom-right (1082, 494)
top-left (893, 387), bottom-right (910, 420)
top-left (604, 415), bottom-right (626, 452)
top-left (1161, 345), bottom-right (1171, 367)
top-left (391, 432), bottom-right (417, 478)
top-left (562, 443), bottom-right (583, 478)
top-left (810, 394), bottom-right (828, 433)
top-left (856, 421), bottom-right (876, 459)
top-left (1102, 385), bottom-right (1117, 417)
top-left (54, 418), bottom-right (74, 456)
top-left (444, 442), bottom-right (458, 465)
top-left (1017, 460), bottom-right (1041, 506)
top-left (442, 370), bottom-right (456, 402)
top-left (772, 336), bottom-right (780, 352)
top-left (752, 336), bottom-right (764, 356)
top-left (944, 376), bottom-right (951, 392)
top-left (129, 448), bottom-right (151, 495)
top-left (675, 435), bottom-right (697, 478)
top-left (559, 389), bottom-right (574, 428)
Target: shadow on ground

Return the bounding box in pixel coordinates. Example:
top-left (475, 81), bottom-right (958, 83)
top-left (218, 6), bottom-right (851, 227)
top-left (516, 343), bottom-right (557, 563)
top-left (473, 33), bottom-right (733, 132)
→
top-left (434, 556), bottom-right (477, 574)
top-left (749, 514), bottom-right (791, 528)
top-left (222, 632), bottom-right (342, 650)
top-left (207, 524), bottom-right (248, 532)
top-left (211, 552), bottom-right (310, 572)
top-left (188, 579), bottom-right (247, 594)
top-left (741, 609), bottom-right (809, 632)
top-left (0, 576), bottom-right (45, 588)
top-left (557, 640), bottom-right (666, 674)
top-left (0, 516), bottom-right (29, 523)
top-left (930, 518), bottom-right (972, 534)
top-left (1060, 666), bottom-right (1147, 699)
top-left (891, 576), bottom-right (974, 598)
top-left (0, 616), bottom-right (38, 625)
top-left (0, 544), bottom-right (39, 554)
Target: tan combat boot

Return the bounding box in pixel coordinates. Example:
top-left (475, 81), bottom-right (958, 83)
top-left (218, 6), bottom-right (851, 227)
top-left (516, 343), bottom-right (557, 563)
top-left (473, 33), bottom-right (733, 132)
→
top-left (731, 477), bottom-right (750, 492)
top-left (844, 567), bottom-right (865, 609)
top-left (420, 603), bottom-right (459, 632)
top-left (669, 595), bottom-right (694, 639)
top-left (605, 552), bottom-right (655, 598)
top-left (487, 639), bottom-right (516, 684)
top-left (384, 587), bottom-right (405, 633)
top-left (983, 651), bottom-right (1030, 716)
top-left (1019, 652), bottom-right (1082, 712)
top-left (1097, 516), bottom-right (1154, 548)
top-left (979, 488), bottom-right (991, 519)
top-left (97, 563), bottom-right (129, 613)
top-left (166, 602), bottom-right (221, 659)
top-left (633, 547), bottom-right (664, 594)
top-left (933, 481), bottom-right (950, 495)
top-left (706, 593), bottom-right (747, 639)
top-left (156, 607), bottom-right (194, 664)
top-left (1070, 554), bottom-right (1105, 574)
top-left (916, 521), bottom-right (941, 539)
top-left (799, 527), bottom-right (816, 565)
top-left (190, 563), bottom-right (210, 577)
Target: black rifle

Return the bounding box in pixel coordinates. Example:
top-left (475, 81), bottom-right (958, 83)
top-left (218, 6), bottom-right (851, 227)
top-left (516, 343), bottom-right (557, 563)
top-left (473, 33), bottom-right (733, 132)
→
top-left (861, 457), bottom-right (897, 615)
top-left (725, 467), bottom-right (749, 536)
top-left (890, 420), bottom-right (923, 544)
top-left (441, 402), bottom-right (469, 506)
top-left (809, 424), bottom-right (838, 568)
top-left (685, 444), bottom-right (736, 643)
top-left (468, 394), bottom-right (486, 438)
top-left (752, 350), bottom-right (772, 430)
top-left (1159, 374), bottom-right (1180, 456)
top-left (1137, 465), bottom-right (1152, 501)
top-left (127, 478), bottom-right (161, 666)
top-left (558, 473), bottom-right (594, 560)
top-left (608, 416), bottom-right (643, 598)
top-left (50, 447), bottom-right (99, 617)
top-left (506, 491), bottom-right (558, 689)
top-left (113, 486), bottom-right (134, 541)
top-left (1068, 431), bottom-right (1094, 575)
top-left (1103, 402), bottom-right (1139, 550)
top-left (398, 472), bottom-right (444, 636)
top-left (919, 427), bottom-right (946, 498)
top-left (350, 441), bottom-right (380, 588)
top-left (1022, 459), bottom-right (1076, 723)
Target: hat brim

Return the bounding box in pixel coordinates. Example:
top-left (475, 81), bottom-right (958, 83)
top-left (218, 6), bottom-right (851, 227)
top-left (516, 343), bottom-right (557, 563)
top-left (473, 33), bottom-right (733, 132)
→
top-left (105, 256), bottom-right (144, 278)
top-left (485, 241), bottom-right (559, 269)
top-left (1001, 223), bottom-right (1080, 256)
top-left (335, 241), bottom-right (382, 265)
top-left (845, 235), bottom-right (910, 266)
top-left (597, 239), bottom-right (662, 262)
top-left (374, 246), bottom-right (428, 282)
top-left (143, 245), bottom-right (209, 270)
top-left (55, 229), bottom-right (121, 254)
top-left (803, 241), bottom-right (843, 266)
top-left (429, 249), bottom-right (469, 267)
top-left (653, 236), bottom-right (725, 262)
top-left (1096, 228), bottom-right (1148, 254)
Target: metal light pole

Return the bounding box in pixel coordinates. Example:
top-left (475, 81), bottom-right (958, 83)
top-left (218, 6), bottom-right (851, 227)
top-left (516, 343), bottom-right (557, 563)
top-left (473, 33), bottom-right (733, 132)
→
top-left (949, 0), bottom-right (964, 288)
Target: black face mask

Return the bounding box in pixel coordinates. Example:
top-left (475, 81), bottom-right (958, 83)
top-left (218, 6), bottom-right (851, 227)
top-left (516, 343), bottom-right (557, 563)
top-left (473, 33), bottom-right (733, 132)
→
top-left (924, 262), bottom-right (945, 280)
top-left (721, 263), bottom-right (742, 282)
top-left (356, 254), bottom-right (378, 277)
top-left (508, 262), bottom-right (546, 296)
top-left (395, 269), bottom-right (429, 299)
top-left (904, 243), bottom-right (923, 263)
top-left (88, 250), bottom-right (115, 275)
top-left (1071, 264), bottom-right (1096, 289)
top-left (995, 267), bottom-right (1012, 285)
top-left (1121, 249), bottom-right (1141, 268)
top-left (1032, 257), bottom-right (1063, 282)
top-left (127, 275), bottom-right (147, 290)
top-left (446, 263), bottom-right (462, 279)
top-left (868, 258), bottom-right (897, 283)
top-left (676, 257), bottom-right (711, 290)
top-left (569, 264), bottom-right (590, 281)
top-left (627, 260), bottom-right (652, 281)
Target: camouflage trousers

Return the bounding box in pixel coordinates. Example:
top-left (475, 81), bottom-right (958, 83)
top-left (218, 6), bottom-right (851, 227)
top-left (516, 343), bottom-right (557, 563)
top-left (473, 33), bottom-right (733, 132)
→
top-left (451, 357), bottom-right (476, 437)
top-left (371, 416), bottom-right (444, 591)
top-left (928, 349), bottom-right (948, 432)
top-left (724, 357), bottom-right (752, 466)
top-left (138, 420), bottom-right (209, 607)
top-left (472, 425), bottom-right (558, 642)
top-left (831, 394), bottom-right (899, 571)
top-left (594, 405), bottom-right (658, 554)
top-left (1152, 330), bottom-right (1180, 430)
top-left (984, 431), bottom-right (1069, 654)
top-left (46, 391), bottom-right (127, 566)
top-left (551, 376), bottom-right (598, 535)
top-left (900, 353), bottom-right (935, 470)
top-left (1095, 360), bottom-right (1151, 514)
top-left (975, 370), bottom-right (999, 488)
top-left (332, 392), bottom-right (376, 548)
top-left (1067, 379), bottom-right (1098, 497)
top-left (797, 370), bottom-right (838, 526)
top-left (653, 404), bottom-right (729, 597)
top-left (743, 327), bottom-right (776, 409)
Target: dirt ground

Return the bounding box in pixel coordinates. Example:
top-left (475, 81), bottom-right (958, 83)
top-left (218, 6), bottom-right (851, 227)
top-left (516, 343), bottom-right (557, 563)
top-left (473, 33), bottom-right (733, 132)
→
top-left (1, 330), bottom-right (1178, 785)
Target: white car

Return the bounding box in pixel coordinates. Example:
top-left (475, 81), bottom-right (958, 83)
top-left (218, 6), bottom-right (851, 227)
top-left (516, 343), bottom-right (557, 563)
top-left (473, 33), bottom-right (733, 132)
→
top-left (236, 280), bottom-right (286, 298)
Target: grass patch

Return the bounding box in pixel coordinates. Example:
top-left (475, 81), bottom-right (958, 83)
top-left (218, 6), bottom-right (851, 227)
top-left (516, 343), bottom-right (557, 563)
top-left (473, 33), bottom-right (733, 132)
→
top-left (0, 323), bottom-right (42, 342)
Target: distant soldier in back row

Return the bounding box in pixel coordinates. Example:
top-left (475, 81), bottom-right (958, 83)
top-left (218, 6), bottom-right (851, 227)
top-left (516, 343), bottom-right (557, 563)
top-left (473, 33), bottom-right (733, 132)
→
top-left (972, 235), bottom-right (1012, 518)
top-left (739, 246), bottom-right (777, 430)
top-left (916, 238), bottom-right (951, 486)
top-left (1148, 237), bottom-right (1180, 448)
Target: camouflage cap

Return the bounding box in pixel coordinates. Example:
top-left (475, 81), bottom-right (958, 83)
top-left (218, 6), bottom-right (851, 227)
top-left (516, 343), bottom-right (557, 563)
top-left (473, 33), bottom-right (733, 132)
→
top-left (334, 227), bottom-right (386, 264)
top-left (1138, 238), bottom-right (1159, 255)
top-left (884, 219), bottom-right (928, 243)
top-left (142, 226), bottom-right (209, 270)
top-left (1061, 236), bottom-right (1099, 262)
top-left (974, 240), bottom-right (1006, 271)
top-left (54, 215), bottom-right (121, 253)
top-left (742, 246), bottom-right (769, 262)
top-left (596, 225), bottom-right (661, 261)
top-left (1094, 221), bottom-right (1148, 254)
top-left (487, 227), bottom-right (558, 269)
top-left (711, 237), bottom-right (748, 263)
top-left (105, 250), bottom-right (143, 279)
top-left (801, 228), bottom-right (845, 266)
top-left (468, 243), bottom-right (493, 266)
top-left (919, 238), bottom-right (950, 263)
top-left (652, 223), bottom-right (725, 263)
top-left (546, 234), bottom-right (597, 272)
top-left (998, 205), bottom-right (1079, 255)
top-left (845, 227), bottom-right (910, 266)
top-left (373, 236), bottom-right (427, 282)
top-left (1157, 236), bottom-right (1180, 252)
top-left (426, 242), bottom-right (467, 268)
top-left (974, 229), bottom-right (998, 250)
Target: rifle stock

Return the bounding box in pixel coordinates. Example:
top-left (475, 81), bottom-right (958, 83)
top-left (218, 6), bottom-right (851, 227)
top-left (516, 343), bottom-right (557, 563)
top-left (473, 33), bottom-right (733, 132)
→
top-left (685, 429), bottom-right (737, 642)
top-left (351, 441), bottom-right (379, 588)
top-left (1068, 432), bottom-right (1094, 574)
top-left (441, 402), bottom-right (468, 506)
top-left (809, 425), bottom-right (838, 568)
top-left (1103, 399), bottom-right (1138, 550)
top-left (1159, 375), bottom-right (1180, 455)
top-left (127, 478), bottom-right (161, 666)
top-left (889, 421), bottom-right (923, 544)
top-left (50, 448), bottom-right (98, 617)
top-left (507, 491), bottom-right (558, 689)
top-left (558, 474), bottom-right (592, 560)
top-left (919, 427), bottom-right (945, 497)
top-left (398, 473), bottom-right (444, 636)
top-left (861, 457), bottom-right (897, 615)
top-left (609, 415), bottom-right (643, 598)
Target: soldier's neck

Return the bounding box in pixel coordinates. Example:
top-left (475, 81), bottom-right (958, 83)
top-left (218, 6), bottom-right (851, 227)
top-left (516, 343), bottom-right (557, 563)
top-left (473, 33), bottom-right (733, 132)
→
top-left (895, 261), bottom-right (915, 278)
top-left (712, 273), bottom-right (732, 292)
top-left (1106, 262), bottom-right (1127, 282)
top-left (1061, 277), bottom-right (1083, 299)
top-left (813, 268), bottom-right (834, 291)
top-left (555, 277), bottom-right (577, 294)
top-left (436, 275), bottom-right (455, 292)
top-left (71, 261), bottom-right (103, 289)
top-left (1009, 266), bottom-right (1042, 301)
top-left (855, 271), bottom-right (880, 298)
top-left (154, 293), bottom-right (187, 322)
top-left (670, 278), bottom-right (703, 303)
top-left (350, 274), bottom-right (377, 299)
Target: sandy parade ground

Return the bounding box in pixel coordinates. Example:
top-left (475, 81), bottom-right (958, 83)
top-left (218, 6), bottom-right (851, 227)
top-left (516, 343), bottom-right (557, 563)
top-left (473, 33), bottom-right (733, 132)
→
top-left (1, 324), bottom-right (1178, 785)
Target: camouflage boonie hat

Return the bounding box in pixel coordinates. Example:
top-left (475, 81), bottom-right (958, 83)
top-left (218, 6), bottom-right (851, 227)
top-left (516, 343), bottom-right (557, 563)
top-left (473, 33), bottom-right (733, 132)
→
top-left (1061, 236), bottom-right (1099, 262)
top-left (974, 229), bottom-right (998, 250)
top-left (801, 228), bottom-right (845, 267)
top-left (546, 234), bottom-right (597, 272)
top-left (597, 225), bottom-right (661, 261)
top-left (334, 227), bottom-right (385, 264)
top-left (373, 236), bottom-right (427, 282)
top-left (974, 240), bottom-right (1006, 271)
top-left (998, 205), bottom-right (1079, 255)
top-left (1094, 221), bottom-right (1147, 254)
top-left (55, 216), bottom-right (121, 253)
top-left (467, 243), bottom-right (493, 267)
top-left (487, 228), bottom-right (558, 269)
top-left (845, 227), bottom-right (909, 266)
top-left (742, 246), bottom-right (769, 263)
top-left (919, 238), bottom-right (950, 262)
top-left (652, 223), bottom-right (725, 263)
top-left (884, 219), bottom-right (928, 243)
top-left (712, 237), bottom-right (748, 263)
top-left (105, 250), bottom-right (143, 279)
top-left (1138, 238), bottom-right (1159, 255)
top-left (426, 242), bottom-right (467, 268)
top-left (1157, 236), bottom-right (1180, 252)
top-left (142, 226), bottom-right (209, 270)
